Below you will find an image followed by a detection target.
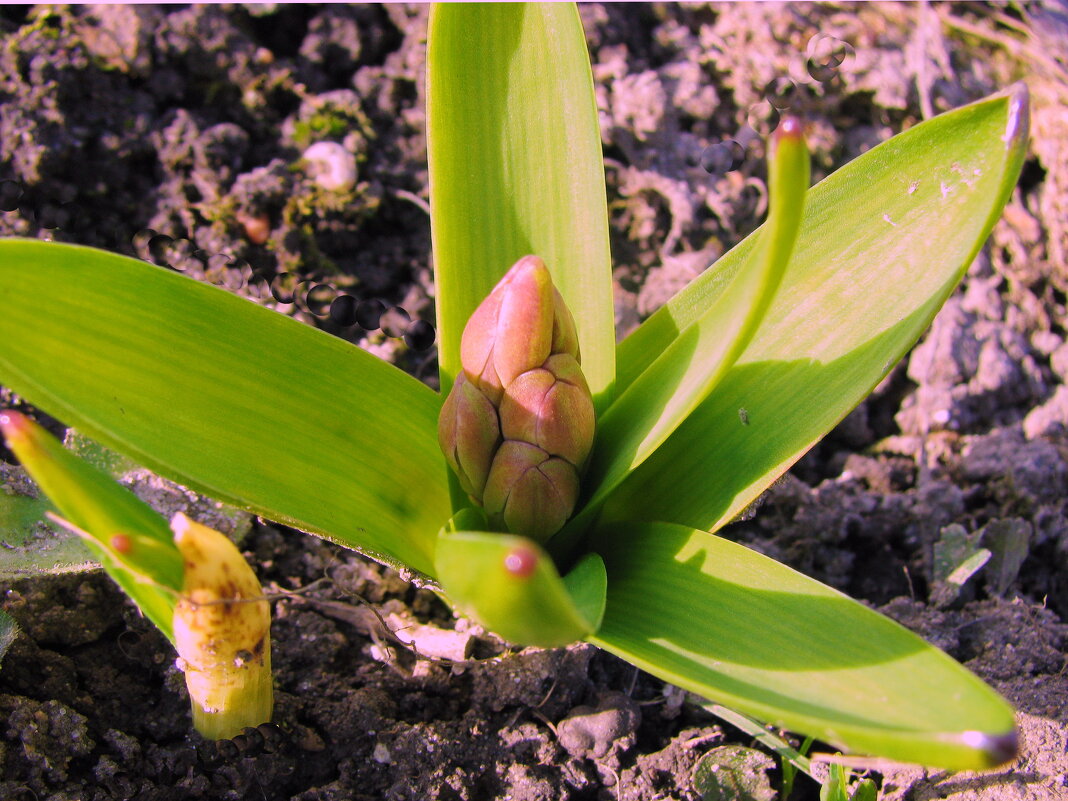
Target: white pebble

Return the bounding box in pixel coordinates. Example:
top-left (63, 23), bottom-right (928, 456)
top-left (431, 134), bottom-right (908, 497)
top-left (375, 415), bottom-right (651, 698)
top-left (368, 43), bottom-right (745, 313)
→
top-left (302, 141), bottom-right (357, 192)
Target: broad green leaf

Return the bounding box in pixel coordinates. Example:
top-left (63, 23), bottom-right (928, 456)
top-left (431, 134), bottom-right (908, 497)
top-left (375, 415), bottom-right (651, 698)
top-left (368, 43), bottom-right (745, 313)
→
top-left (1, 411), bottom-right (181, 638)
top-left (428, 3), bottom-right (614, 414)
top-left (603, 84), bottom-right (1030, 531)
top-left (0, 241), bottom-right (449, 577)
top-left (564, 122), bottom-right (809, 549)
top-left (435, 530), bottom-right (605, 647)
top-left (588, 521), bottom-right (1017, 769)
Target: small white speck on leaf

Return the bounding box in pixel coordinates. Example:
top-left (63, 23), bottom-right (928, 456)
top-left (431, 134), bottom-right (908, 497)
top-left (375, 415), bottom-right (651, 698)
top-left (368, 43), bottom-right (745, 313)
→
top-left (883, 214), bottom-right (897, 226)
top-left (908, 181), bottom-right (919, 194)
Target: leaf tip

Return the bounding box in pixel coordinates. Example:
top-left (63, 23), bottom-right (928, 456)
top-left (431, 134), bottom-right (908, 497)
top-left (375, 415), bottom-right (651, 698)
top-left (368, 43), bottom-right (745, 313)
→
top-left (503, 545), bottom-right (539, 578)
top-left (962, 727), bottom-right (1018, 767)
top-left (0, 409), bottom-right (31, 442)
top-left (1003, 82), bottom-right (1030, 150)
top-left (775, 114), bottom-right (804, 141)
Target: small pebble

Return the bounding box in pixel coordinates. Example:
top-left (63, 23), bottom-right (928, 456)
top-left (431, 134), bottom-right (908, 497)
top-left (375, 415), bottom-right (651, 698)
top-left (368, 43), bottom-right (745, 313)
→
top-left (302, 141), bottom-right (357, 192)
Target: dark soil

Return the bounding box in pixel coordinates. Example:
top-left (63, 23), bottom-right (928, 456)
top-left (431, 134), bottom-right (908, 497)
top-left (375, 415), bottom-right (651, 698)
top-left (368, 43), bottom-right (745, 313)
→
top-left (2, 4), bottom-right (1067, 800)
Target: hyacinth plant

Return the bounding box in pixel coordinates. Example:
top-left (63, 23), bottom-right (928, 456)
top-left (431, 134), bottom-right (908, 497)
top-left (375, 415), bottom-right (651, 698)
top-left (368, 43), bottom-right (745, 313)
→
top-left (0, 4), bottom-right (1029, 768)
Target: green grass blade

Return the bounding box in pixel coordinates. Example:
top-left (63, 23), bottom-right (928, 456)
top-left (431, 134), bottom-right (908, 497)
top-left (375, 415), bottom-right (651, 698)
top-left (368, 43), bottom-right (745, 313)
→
top-left (435, 530), bottom-right (605, 647)
top-left (428, 3), bottom-right (615, 411)
top-left (572, 122), bottom-right (808, 534)
top-left (0, 241), bottom-right (449, 577)
top-left (603, 84), bottom-right (1029, 531)
top-left (588, 521), bottom-right (1017, 769)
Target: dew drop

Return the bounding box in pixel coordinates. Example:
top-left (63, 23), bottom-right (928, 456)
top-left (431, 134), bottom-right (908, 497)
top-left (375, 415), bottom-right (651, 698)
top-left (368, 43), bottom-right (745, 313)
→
top-left (330, 294), bottom-right (359, 326)
top-left (258, 722), bottom-right (286, 752)
top-left (355, 298), bottom-right (386, 330)
top-left (747, 100), bottom-right (781, 137)
top-left (304, 283), bottom-right (337, 317)
top-left (403, 319), bottom-right (436, 351)
top-left (805, 34), bottom-right (854, 83)
top-left (700, 140), bottom-right (745, 177)
top-left (215, 739), bottom-right (239, 761)
top-left (0, 179), bottom-right (23, 212)
top-left (763, 76), bottom-right (799, 110)
top-left (380, 306), bottom-right (411, 339)
top-left (270, 271), bottom-right (299, 304)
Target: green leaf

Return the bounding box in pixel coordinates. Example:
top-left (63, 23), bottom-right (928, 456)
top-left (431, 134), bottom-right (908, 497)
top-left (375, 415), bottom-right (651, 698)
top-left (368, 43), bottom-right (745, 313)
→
top-left (604, 85), bottom-right (1029, 531)
top-left (588, 521), bottom-right (1017, 769)
top-left (435, 529), bottom-right (605, 647)
top-left (1, 411), bottom-right (181, 638)
top-left (565, 121), bottom-right (808, 547)
top-left (428, 3), bottom-right (615, 413)
top-left (0, 240), bottom-right (450, 577)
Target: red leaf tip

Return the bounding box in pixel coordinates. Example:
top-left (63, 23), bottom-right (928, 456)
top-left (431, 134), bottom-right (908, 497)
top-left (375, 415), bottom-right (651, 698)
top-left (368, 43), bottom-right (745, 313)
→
top-left (0, 409), bottom-right (30, 437)
top-left (776, 115), bottom-right (804, 140)
top-left (503, 546), bottom-right (538, 578)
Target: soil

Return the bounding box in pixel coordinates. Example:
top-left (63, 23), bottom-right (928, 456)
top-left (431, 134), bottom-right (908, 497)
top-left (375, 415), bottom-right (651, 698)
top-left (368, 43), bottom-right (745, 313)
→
top-left (1, 4), bottom-right (1067, 800)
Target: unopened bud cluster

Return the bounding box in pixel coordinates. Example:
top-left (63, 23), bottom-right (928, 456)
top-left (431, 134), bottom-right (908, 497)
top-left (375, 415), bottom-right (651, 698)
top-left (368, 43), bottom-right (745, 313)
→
top-left (439, 256), bottom-right (595, 542)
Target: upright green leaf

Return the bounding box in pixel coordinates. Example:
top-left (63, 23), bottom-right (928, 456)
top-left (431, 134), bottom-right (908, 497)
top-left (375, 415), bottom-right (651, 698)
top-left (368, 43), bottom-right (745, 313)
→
top-left (428, 3), bottom-right (615, 412)
top-left (566, 121), bottom-right (808, 546)
top-left (589, 521), bottom-right (1016, 769)
top-left (603, 85), bottom-right (1029, 531)
top-left (0, 241), bottom-right (449, 577)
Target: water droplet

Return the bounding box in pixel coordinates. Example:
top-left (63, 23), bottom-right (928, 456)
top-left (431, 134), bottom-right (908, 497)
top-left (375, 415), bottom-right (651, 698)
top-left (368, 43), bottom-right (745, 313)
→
top-left (763, 76), bottom-right (799, 110)
top-left (747, 100), bottom-right (781, 137)
top-left (355, 298), bottom-right (386, 330)
top-left (257, 722), bottom-right (286, 752)
top-left (147, 234), bottom-right (174, 268)
top-left (0, 180), bottom-right (23, 212)
top-left (215, 739), bottom-right (239, 761)
top-left (240, 726), bottom-right (265, 752)
top-left (380, 306), bottom-right (411, 339)
top-left (304, 283), bottom-right (336, 317)
top-left (404, 319), bottom-right (436, 351)
top-left (270, 272), bottom-right (299, 304)
top-left (245, 271), bottom-right (272, 300)
top-left (806, 34), bottom-right (854, 83)
top-left (700, 140), bottom-right (745, 176)
top-left (330, 294), bottom-right (358, 326)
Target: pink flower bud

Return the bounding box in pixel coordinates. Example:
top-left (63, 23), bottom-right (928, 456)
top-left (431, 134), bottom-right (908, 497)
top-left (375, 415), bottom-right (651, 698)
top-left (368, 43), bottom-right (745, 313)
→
top-left (499, 354), bottom-right (595, 467)
top-left (438, 372), bottom-right (501, 498)
top-left (482, 441), bottom-right (580, 543)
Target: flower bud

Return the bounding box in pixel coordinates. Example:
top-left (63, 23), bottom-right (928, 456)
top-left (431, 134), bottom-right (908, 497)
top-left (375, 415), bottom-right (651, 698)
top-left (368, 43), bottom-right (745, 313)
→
top-left (171, 512), bottom-right (272, 740)
top-left (482, 441), bottom-right (580, 542)
top-left (499, 353), bottom-right (595, 467)
top-left (439, 256), bottom-right (595, 542)
top-left (438, 371), bottom-right (501, 498)
top-left (460, 255), bottom-right (555, 404)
